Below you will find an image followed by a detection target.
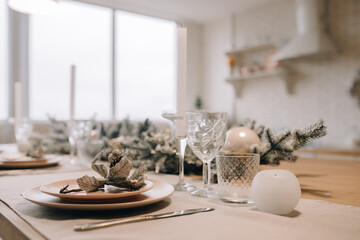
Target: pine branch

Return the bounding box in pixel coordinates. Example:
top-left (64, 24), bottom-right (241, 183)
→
top-left (137, 119), bottom-right (150, 138)
top-left (259, 120), bottom-right (327, 164)
top-left (254, 125), bottom-right (265, 139)
top-left (291, 119), bottom-right (327, 150)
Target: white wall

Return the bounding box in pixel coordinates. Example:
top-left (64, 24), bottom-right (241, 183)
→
top-left (185, 22), bottom-right (203, 111)
top-left (201, 0), bottom-right (360, 148)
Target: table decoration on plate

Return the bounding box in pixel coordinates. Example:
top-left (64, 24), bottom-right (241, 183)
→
top-left (162, 110), bottom-right (195, 191)
top-left (40, 178), bottom-right (154, 201)
top-left (23, 179), bottom-right (174, 210)
top-left (186, 111), bottom-right (227, 197)
top-left (23, 148), bottom-right (174, 209)
top-left (55, 148), bottom-right (147, 196)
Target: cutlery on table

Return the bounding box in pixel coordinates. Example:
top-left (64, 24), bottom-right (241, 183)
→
top-left (74, 207), bottom-right (214, 231)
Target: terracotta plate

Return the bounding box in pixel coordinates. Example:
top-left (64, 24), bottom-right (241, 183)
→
top-left (23, 179), bottom-right (174, 210)
top-left (0, 157), bottom-right (60, 169)
top-left (40, 179), bottom-right (154, 201)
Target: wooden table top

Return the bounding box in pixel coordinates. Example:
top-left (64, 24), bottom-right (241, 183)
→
top-left (261, 157), bottom-right (360, 207)
top-left (297, 148), bottom-right (360, 157)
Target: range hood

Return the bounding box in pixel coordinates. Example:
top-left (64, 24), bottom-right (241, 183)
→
top-left (274, 0), bottom-right (337, 61)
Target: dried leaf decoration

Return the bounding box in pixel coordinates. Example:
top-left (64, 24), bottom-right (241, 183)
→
top-left (60, 149), bottom-right (147, 193)
top-left (107, 150), bottom-right (133, 180)
top-left (91, 150), bottom-right (108, 178)
top-left (77, 175), bottom-right (105, 192)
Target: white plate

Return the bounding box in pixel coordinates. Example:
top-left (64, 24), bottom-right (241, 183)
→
top-left (40, 179), bottom-right (154, 201)
top-left (23, 179), bottom-right (174, 210)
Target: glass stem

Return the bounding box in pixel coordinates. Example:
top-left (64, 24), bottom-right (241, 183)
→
top-left (203, 161), bottom-right (211, 190)
top-left (176, 138), bottom-right (186, 185)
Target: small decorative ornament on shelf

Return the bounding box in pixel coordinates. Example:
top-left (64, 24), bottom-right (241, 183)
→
top-left (227, 56), bottom-right (236, 75)
top-left (225, 43), bottom-right (290, 95)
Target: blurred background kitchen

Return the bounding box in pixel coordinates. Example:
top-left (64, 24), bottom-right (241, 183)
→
top-left (0, 0), bottom-right (359, 155)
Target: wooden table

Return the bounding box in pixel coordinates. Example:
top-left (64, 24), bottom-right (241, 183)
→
top-left (0, 156), bottom-right (360, 240)
top-left (296, 148), bottom-right (360, 157)
top-left (261, 157), bottom-right (360, 207)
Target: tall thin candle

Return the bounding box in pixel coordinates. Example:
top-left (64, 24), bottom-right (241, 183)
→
top-left (14, 81), bottom-right (22, 123)
top-left (175, 27), bottom-right (187, 138)
top-left (70, 65), bottom-right (76, 121)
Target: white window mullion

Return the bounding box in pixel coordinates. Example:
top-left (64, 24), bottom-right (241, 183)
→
top-left (9, 9), bottom-right (29, 120)
top-left (111, 9), bottom-right (116, 120)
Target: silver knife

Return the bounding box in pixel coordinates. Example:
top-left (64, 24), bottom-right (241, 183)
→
top-left (74, 207), bottom-right (214, 231)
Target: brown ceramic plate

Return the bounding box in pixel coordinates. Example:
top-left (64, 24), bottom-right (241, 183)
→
top-left (23, 179), bottom-right (174, 210)
top-left (40, 179), bottom-right (154, 201)
top-left (0, 157), bottom-right (59, 169)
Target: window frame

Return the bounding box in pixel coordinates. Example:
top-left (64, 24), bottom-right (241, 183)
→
top-left (8, 1), bottom-right (178, 122)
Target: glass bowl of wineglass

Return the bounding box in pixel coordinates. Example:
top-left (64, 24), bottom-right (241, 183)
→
top-left (186, 111), bottom-right (227, 198)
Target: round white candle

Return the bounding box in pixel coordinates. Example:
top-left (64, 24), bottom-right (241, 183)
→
top-left (251, 169), bottom-right (301, 215)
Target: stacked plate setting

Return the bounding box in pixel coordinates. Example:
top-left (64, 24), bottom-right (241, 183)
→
top-left (0, 154), bottom-right (60, 169)
top-left (23, 178), bottom-right (174, 210)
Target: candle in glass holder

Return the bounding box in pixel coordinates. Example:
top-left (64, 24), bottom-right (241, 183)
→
top-left (251, 169), bottom-right (301, 215)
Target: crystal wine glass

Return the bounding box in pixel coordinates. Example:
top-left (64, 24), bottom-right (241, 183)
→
top-left (162, 110), bottom-right (196, 191)
top-left (186, 111), bottom-right (227, 197)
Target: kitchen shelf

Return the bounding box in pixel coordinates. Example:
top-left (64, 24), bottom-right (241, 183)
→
top-left (226, 43), bottom-right (275, 56)
top-left (226, 67), bottom-right (287, 82)
top-left (226, 67), bottom-right (289, 98)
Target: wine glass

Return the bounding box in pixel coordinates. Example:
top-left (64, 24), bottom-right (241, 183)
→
top-left (67, 119), bottom-right (93, 166)
top-left (162, 110), bottom-right (196, 191)
top-left (186, 111), bottom-right (227, 197)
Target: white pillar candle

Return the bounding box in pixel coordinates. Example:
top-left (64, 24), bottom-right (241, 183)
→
top-left (70, 65), bottom-right (76, 121)
top-left (175, 27), bottom-right (187, 138)
top-left (14, 81), bottom-right (22, 123)
top-left (251, 169), bottom-right (301, 215)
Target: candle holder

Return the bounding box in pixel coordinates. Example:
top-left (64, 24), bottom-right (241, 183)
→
top-left (216, 153), bottom-right (259, 203)
top-left (162, 110), bottom-right (196, 191)
top-left (9, 118), bottom-right (33, 153)
top-left (66, 120), bottom-right (79, 165)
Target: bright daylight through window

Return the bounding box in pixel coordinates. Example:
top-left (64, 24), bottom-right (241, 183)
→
top-left (116, 11), bottom-right (176, 121)
top-left (30, 1), bottom-right (112, 120)
top-left (29, 1), bottom-right (176, 121)
top-left (0, 1), bottom-right (8, 120)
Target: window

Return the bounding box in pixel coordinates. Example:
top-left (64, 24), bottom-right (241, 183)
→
top-left (116, 11), bottom-right (176, 120)
top-left (29, 1), bottom-right (176, 121)
top-left (0, 1), bottom-right (8, 120)
top-left (29, 1), bottom-right (112, 120)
